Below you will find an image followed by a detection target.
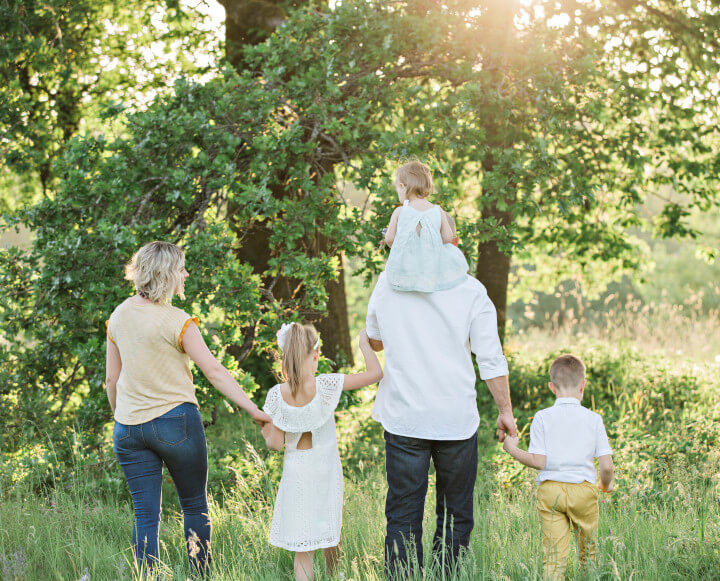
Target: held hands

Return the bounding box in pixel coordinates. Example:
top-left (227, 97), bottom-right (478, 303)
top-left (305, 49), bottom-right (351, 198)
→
top-left (497, 411), bottom-right (517, 443)
top-left (249, 406), bottom-right (272, 428)
top-left (502, 435), bottom-right (519, 453)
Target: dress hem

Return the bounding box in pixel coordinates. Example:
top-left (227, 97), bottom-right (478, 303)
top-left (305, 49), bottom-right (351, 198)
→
top-left (269, 538), bottom-right (340, 551)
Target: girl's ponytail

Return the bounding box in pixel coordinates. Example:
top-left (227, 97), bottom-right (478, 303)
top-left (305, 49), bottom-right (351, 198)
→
top-left (281, 323), bottom-right (319, 397)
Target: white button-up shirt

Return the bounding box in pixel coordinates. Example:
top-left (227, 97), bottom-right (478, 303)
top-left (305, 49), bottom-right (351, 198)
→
top-left (529, 397), bottom-right (613, 484)
top-left (365, 272), bottom-right (509, 440)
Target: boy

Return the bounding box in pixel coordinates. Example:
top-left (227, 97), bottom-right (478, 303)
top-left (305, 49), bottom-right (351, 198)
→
top-left (502, 354), bottom-right (614, 580)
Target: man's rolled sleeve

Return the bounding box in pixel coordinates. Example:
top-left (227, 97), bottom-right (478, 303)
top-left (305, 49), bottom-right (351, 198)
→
top-left (469, 287), bottom-right (508, 380)
top-left (365, 277), bottom-right (382, 341)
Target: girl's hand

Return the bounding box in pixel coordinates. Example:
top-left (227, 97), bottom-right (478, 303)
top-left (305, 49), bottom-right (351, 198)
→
top-left (261, 422), bottom-right (273, 440)
top-left (358, 329), bottom-right (370, 347)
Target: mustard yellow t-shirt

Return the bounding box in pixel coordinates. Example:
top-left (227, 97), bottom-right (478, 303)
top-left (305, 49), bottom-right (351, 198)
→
top-left (106, 299), bottom-right (199, 425)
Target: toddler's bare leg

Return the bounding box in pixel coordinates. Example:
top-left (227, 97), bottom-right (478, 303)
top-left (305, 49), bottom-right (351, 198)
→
top-left (294, 551), bottom-right (315, 581)
top-left (323, 543), bottom-right (341, 576)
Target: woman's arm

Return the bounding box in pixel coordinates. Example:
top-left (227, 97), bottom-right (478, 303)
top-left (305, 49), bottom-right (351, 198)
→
top-left (261, 423), bottom-right (285, 451)
top-left (343, 329), bottom-right (383, 391)
top-left (105, 339), bottom-right (122, 413)
top-left (182, 322), bottom-right (271, 426)
top-left (384, 208), bottom-right (401, 247)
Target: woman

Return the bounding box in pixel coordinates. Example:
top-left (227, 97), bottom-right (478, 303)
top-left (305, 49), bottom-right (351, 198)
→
top-left (105, 241), bottom-right (270, 575)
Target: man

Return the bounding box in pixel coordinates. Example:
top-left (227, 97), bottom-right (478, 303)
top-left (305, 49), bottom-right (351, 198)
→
top-left (366, 224), bottom-right (516, 578)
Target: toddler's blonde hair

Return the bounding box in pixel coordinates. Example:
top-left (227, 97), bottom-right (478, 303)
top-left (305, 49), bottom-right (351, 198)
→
top-left (549, 354), bottom-right (586, 392)
top-left (396, 160), bottom-right (435, 199)
top-left (282, 323), bottom-right (320, 397)
top-left (125, 241), bottom-right (185, 304)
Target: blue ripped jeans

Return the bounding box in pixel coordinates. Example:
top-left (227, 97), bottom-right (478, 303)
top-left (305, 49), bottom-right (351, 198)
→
top-left (113, 403), bottom-right (210, 575)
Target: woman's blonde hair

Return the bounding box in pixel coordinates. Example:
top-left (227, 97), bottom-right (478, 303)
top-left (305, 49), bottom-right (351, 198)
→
top-left (125, 241), bottom-right (185, 304)
top-left (396, 160), bottom-right (435, 199)
top-left (282, 323), bottom-right (319, 397)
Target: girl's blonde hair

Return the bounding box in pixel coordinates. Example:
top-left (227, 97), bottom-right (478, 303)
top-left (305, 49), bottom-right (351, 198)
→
top-left (396, 160), bottom-right (435, 199)
top-left (125, 241), bottom-right (185, 304)
top-left (282, 323), bottom-right (319, 397)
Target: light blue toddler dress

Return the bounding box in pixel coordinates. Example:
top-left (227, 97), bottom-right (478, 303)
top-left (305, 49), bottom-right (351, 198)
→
top-left (385, 200), bottom-right (469, 292)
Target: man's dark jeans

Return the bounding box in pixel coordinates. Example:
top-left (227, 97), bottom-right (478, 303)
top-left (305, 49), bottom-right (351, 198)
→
top-left (113, 402), bottom-right (210, 575)
top-left (384, 430), bottom-right (478, 579)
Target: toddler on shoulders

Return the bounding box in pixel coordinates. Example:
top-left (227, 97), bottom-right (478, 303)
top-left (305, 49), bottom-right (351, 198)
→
top-left (383, 160), bottom-right (469, 293)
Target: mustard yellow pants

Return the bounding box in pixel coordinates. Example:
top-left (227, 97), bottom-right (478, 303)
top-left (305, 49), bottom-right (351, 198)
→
top-left (536, 480), bottom-right (599, 580)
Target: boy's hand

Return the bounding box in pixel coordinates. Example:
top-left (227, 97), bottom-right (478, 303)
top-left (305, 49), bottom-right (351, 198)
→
top-left (502, 435), bottom-right (519, 453)
top-left (599, 481), bottom-right (614, 493)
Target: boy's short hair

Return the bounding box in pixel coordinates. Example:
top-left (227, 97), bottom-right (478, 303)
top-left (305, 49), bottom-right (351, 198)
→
top-left (549, 354), bottom-right (586, 391)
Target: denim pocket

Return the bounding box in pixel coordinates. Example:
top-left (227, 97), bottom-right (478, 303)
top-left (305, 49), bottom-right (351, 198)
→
top-left (152, 412), bottom-right (187, 445)
top-left (385, 431), bottom-right (425, 449)
top-left (113, 422), bottom-right (131, 442)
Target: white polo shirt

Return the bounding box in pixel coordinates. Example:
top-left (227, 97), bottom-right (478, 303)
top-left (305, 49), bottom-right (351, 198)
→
top-left (529, 397), bottom-right (613, 484)
top-left (365, 272), bottom-right (508, 440)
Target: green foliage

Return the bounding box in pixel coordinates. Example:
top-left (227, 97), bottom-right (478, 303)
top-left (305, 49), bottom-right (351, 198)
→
top-left (490, 342), bottom-right (720, 503)
top-left (3, 0), bottom-right (720, 489)
top-left (2, 339), bottom-right (719, 579)
top-left (0, 0), bottom-right (220, 196)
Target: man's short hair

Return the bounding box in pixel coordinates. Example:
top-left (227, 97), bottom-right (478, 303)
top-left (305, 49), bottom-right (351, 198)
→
top-left (549, 354), bottom-right (586, 391)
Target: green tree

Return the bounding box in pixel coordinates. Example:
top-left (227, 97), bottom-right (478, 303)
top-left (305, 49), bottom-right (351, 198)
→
top-left (2, 0), bottom-right (720, 482)
top-left (468, 0), bottom-right (720, 337)
top-left (0, 0), bottom-right (220, 199)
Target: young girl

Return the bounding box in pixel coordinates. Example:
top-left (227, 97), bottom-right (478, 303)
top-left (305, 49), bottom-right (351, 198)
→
top-left (383, 160), bottom-right (469, 292)
top-left (261, 323), bottom-right (383, 581)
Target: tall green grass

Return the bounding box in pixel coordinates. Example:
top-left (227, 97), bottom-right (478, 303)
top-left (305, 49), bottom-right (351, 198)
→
top-left (2, 342), bottom-right (719, 579)
top-left (1, 449), bottom-right (718, 579)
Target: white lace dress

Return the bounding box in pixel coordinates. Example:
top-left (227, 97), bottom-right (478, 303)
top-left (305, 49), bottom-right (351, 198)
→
top-left (263, 373), bottom-right (345, 551)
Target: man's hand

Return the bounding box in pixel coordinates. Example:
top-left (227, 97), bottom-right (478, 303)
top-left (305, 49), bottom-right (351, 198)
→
top-left (497, 411), bottom-right (517, 443)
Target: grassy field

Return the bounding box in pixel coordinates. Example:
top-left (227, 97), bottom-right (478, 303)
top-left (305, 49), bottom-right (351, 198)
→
top-left (1, 337), bottom-right (719, 580)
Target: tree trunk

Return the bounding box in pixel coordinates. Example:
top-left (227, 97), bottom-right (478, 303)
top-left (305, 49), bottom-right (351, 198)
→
top-left (314, 239), bottom-right (353, 366)
top-left (476, 155), bottom-right (513, 344)
top-left (219, 0), bottom-right (288, 69)
top-left (475, 208), bottom-right (512, 344)
top-left (219, 0), bottom-right (353, 366)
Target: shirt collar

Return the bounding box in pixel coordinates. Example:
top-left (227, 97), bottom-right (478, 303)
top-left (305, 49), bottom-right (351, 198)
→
top-left (554, 397), bottom-right (581, 406)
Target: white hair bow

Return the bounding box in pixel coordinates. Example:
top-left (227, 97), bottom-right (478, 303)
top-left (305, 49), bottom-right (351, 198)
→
top-left (276, 322), bottom-right (320, 352)
top-left (276, 322), bottom-right (295, 352)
